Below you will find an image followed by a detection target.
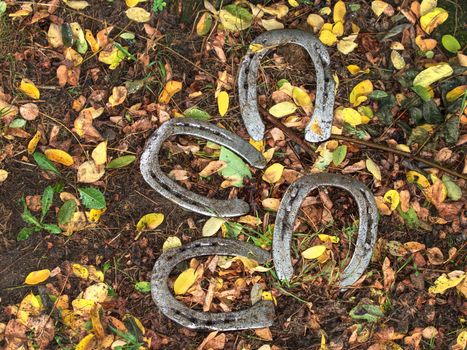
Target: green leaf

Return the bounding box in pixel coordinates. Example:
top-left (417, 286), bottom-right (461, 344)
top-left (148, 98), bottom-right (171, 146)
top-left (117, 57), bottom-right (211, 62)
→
top-left (106, 155), bottom-right (136, 169)
top-left (422, 99), bottom-right (443, 124)
top-left (397, 206), bottom-right (419, 229)
top-left (369, 90), bottom-right (388, 100)
top-left (21, 199), bottom-right (40, 227)
top-left (443, 116), bottom-right (460, 144)
top-left (17, 227), bottom-right (35, 241)
top-left (219, 146), bottom-right (251, 187)
top-left (332, 145), bottom-right (347, 166)
top-left (411, 85), bottom-right (432, 102)
top-left (58, 200), bottom-right (77, 225)
top-left (78, 187), bottom-right (106, 209)
top-left (277, 79), bottom-right (289, 88)
top-left (41, 186), bottom-right (54, 221)
top-left (134, 281), bottom-right (151, 293)
top-left (441, 35), bottom-right (461, 53)
top-left (43, 223), bottom-right (62, 234)
top-left (33, 152), bottom-right (60, 175)
top-left (442, 176), bottom-right (462, 201)
top-left (0, 2), bottom-right (6, 16)
top-left (349, 304), bottom-right (384, 323)
top-left (119, 32), bottom-right (135, 40)
top-left (9, 118), bottom-right (26, 128)
top-left (184, 107), bottom-right (211, 121)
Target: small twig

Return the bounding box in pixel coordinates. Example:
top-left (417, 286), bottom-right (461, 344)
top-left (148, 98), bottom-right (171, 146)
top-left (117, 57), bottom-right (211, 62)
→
top-left (259, 107), bottom-right (466, 180)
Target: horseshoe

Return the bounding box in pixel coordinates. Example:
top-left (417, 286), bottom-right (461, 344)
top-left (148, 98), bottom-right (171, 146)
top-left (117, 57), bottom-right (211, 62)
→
top-left (272, 174), bottom-right (378, 288)
top-left (151, 238), bottom-right (275, 331)
top-left (140, 118), bottom-right (267, 217)
top-left (238, 29), bottom-right (335, 143)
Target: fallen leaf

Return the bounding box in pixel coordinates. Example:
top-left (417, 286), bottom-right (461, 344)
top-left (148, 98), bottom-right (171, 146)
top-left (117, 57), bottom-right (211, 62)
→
top-left (302, 245), bottom-right (326, 260)
top-left (342, 107), bottom-right (362, 126)
top-left (262, 198), bottom-right (280, 211)
top-left (337, 39), bottom-right (358, 54)
top-left (85, 29), bottom-right (99, 52)
top-left (77, 160), bottom-right (105, 183)
top-left (420, 7), bottom-right (448, 34)
top-left (88, 208), bottom-right (106, 223)
top-left (384, 190), bottom-right (400, 211)
top-left (372, 0), bottom-right (389, 16)
top-left (19, 103), bottom-right (39, 120)
top-left (91, 141), bottom-right (107, 166)
top-left (159, 80), bottom-right (182, 104)
top-left (174, 268), bottom-right (197, 295)
top-left (136, 213), bottom-right (164, 231)
top-left (0, 169), bottom-right (8, 183)
top-left (83, 283), bottom-right (108, 302)
top-left (196, 12), bottom-right (213, 36)
top-left (162, 236), bottom-right (182, 252)
top-left (292, 87), bottom-right (312, 107)
top-left (366, 158), bottom-right (381, 181)
top-left (64, 0), bottom-right (89, 10)
top-left (19, 79), bottom-right (40, 99)
top-left (219, 4), bottom-right (253, 32)
top-left (319, 30), bottom-right (338, 46)
top-left (44, 149), bottom-right (74, 166)
top-left (262, 163), bottom-right (284, 184)
top-left (391, 50), bottom-right (406, 70)
top-left (407, 170), bottom-right (430, 188)
top-left (202, 217), bottom-right (225, 237)
top-left (261, 18), bottom-right (284, 31)
top-left (307, 14), bottom-right (324, 33)
top-left (350, 80), bottom-right (373, 106)
top-left (199, 160), bottom-right (226, 177)
top-left (25, 269), bottom-right (51, 285)
top-left (217, 91), bottom-right (229, 116)
top-left (72, 263), bottom-right (89, 279)
top-left (125, 7), bottom-right (151, 22)
top-left (98, 44), bottom-right (126, 70)
top-left (333, 0), bottom-right (346, 23)
top-left (27, 130), bottom-right (41, 154)
top-left (318, 234), bottom-right (340, 243)
top-left (255, 327), bottom-right (273, 341)
top-left (415, 35), bottom-right (437, 52)
top-left (108, 86), bottom-right (127, 107)
top-left (428, 270), bottom-right (465, 294)
top-left (268, 101), bottom-right (297, 118)
top-left (125, 0), bottom-right (146, 7)
top-left (347, 65), bottom-right (370, 75)
top-left (413, 62), bottom-right (453, 87)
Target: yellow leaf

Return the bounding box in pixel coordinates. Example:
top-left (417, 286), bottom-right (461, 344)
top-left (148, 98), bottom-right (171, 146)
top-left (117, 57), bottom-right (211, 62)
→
top-left (27, 130), bottom-right (41, 154)
top-left (320, 7), bottom-right (331, 16)
top-left (349, 80), bottom-right (373, 106)
top-left (158, 80), bottom-right (182, 104)
top-left (318, 234), bottom-right (340, 243)
top-left (63, 0), bottom-right (89, 10)
top-left (302, 245), bottom-right (326, 260)
top-left (332, 21), bottom-right (344, 36)
top-left (258, 4), bottom-right (289, 18)
top-left (319, 30), bottom-right (338, 46)
top-left (420, 7), bottom-right (448, 34)
top-left (288, 0), bottom-right (299, 7)
top-left (342, 107), bottom-right (362, 126)
top-left (391, 50), bottom-right (406, 70)
top-left (0, 170), bottom-right (8, 183)
top-left (366, 158), bottom-right (381, 181)
top-left (108, 86), bottom-right (127, 107)
top-left (136, 213), bottom-right (164, 231)
top-left (83, 282), bottom-right (108, 302)
top-left (333, 1), bottom-right (346, 23)
top-left (162, 236), bottom-right (182, 252)
top-left (420, 0), bottom-right (438, 16)
top-left (337, 39), bottom-right (358, 55)
top-left (173, 268), bottom-right (198, 295)
top-left (202, 217), bottom-right (225, 237)
top-left (347, 65), bottom-right (370, 75)
top-left (219, 7), bottom-right (252, 31)
top-left (76, 334), bottom-right (95, 350)
top-left (262, 198), bottom-right (280, 211)
top-left (98, 45), bottom-right (126, 70)
top-left (88, 266), bottom-right (104, 282)
top-left (406, 170), bottom-right (430, 188)
top-left (307, 14), bottom-right (324, 33)
top-left (25, 269), bottom-right (51, 285)
top-left (85, 30), bottom-right (100, 53)
top-left (44, 149), bottom-right (74, 166)
top-left (77, 160), bottom-right (105, 183)
top-left (217, 91), bottom-right (229, 116)
top-left (64, 47), bottom-right (83, 67)
top-left (415, 35), bottom-right (437, 52)
top-left (88, 208), bottom-right (106, 223)
top-left (413, 62), bottom-right (453, 87)
top-left (249, 139), bottom-right (265, 152)
top-left (125, 0), bottom-right (146, 7)
top-left (268, 101), bottom-right (297, 118)
top-left (72, 263), bottom-right (90, 279)
top-left (261, 291), bottom-right (277, 305)
top-left (428, 270), bottom-right (465, 294)
top-left (292, 87), bottom-right (312, 107)
top-left (261, 18), bottom-right (284, 31)
top-left (446, 85), bottom-right (467, 102)
top-left (384, 190), bottom-right (400, 211)
top-left (456, 331), bottom-right (467, 350)
top-left (91, 304), bottom-right (105, 339)
top-left (19, 78), bottom-right (40, 99)
top-left (262, 163), bottom-right (284, 184)
top-left (92, 141), bottom-right (107, 166)
top-left (125, 7), bottom-right (151, 22)
top-left (371, 0), bottom-right (389, 16)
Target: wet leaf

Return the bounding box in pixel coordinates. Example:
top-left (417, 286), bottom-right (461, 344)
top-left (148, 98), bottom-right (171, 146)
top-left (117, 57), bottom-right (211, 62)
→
top-left (366, 158), bottom-right (381, 181)
top-left (19, 78), bottom-right (40, 99)
top-left (441, 34), bottom-right (461, 53)
top-left (136, 213), bottom-right (164, 231)
top-left (350, 80), bottom-right (373, 106)
top-left (44, 149), bottom-right (74, 166)
top-left (428, 270), bottom-right (465, 294)
top-left (217, 91), bottom-right (229, 116)
top-left (202, 217), bottom-right (225, 237)
top-left (269, 101), bottom-right (297, 118)
top-left (106, 155), bottom-right (136, 169)
top-left (174, 268), bottom-right (197, 295)
top-left (78, 187), bottom-right (106, 209)
top-left (413, 63), bottom-right (453, 87)
top-left (126, 7), bottom-right (151, 22)
top-left (420, 7), bottom-right (448, 34)
top-left (162, 236), bottom-right (182, 252)
top-left (25, 269), bottom-right (51, 285)
top-left (301, 245), bottom-right (326, 260)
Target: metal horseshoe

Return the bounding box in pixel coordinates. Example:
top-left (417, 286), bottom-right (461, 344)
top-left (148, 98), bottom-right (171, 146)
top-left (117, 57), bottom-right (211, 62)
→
top-left (140, 118), bottom-right (267, 217)
top-left (151, 238), bottom-right (275, 331)
top-left (238, 29), bottom-right (335, 143)
top-left (272, 174), bottom-right (378, 288)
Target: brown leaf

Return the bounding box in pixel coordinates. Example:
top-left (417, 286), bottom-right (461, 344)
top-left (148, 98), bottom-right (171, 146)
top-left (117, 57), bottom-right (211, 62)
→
top-left (255, 327), bottom-right (273, 341)
top-left (382, 257), bottom-right (395, 291)
top-left (19, 103), bottom-right (39, 120)
top-left (107, 86), bottom-right (127, 107)
top-left (426, 247), bottom-right (444, 265)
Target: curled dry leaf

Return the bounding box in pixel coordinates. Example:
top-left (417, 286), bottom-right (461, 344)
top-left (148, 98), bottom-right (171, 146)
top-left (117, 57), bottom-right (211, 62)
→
top-left (108, 86), bottom-right (127, 107)
top-left (158, 80), bottom-right (182, 104)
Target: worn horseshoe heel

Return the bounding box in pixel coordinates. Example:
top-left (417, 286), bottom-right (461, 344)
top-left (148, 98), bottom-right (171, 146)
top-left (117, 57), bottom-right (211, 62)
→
top-left (238, 29), bottom-right (335, 143)
top-left (140, 118), bottom-right (267, 217)
top-left (272, 174), bottom-right (378, 288)
top-left (151, 238), bottom-right (275, 331)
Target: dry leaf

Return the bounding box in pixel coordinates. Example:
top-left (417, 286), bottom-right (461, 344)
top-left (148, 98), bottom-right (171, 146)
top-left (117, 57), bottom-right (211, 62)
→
top-left (77, 160), bottom-right (105, 183)
top-left (350, 80), bottom-right (373, 106)
top-left (19, 103), bottom-right (39, 121)
top-left (413, 62), bottom-right (453, 87)
top-left (262, 163), bottom-right (284, 184)
top-left (125, 7), bottom-right (151, 22)
top-left (108, 86), bottom-right (127, 107)
top-left (202, 217), bottom-right (225, 237)
top-left (366, 158), bottom-right (381, 181)
top-left (27, 130), bottom-right (41, 154)
top-left (162, 236), bottom-right (182, 252)
top-left (159, 80), bottom-right (182, 104)
top-left (91, 141), bottom-right (107, 166)
top-left (268, 101), bottom-right (297, 118)
top-left (44, 149), bottom-right (74, 166)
